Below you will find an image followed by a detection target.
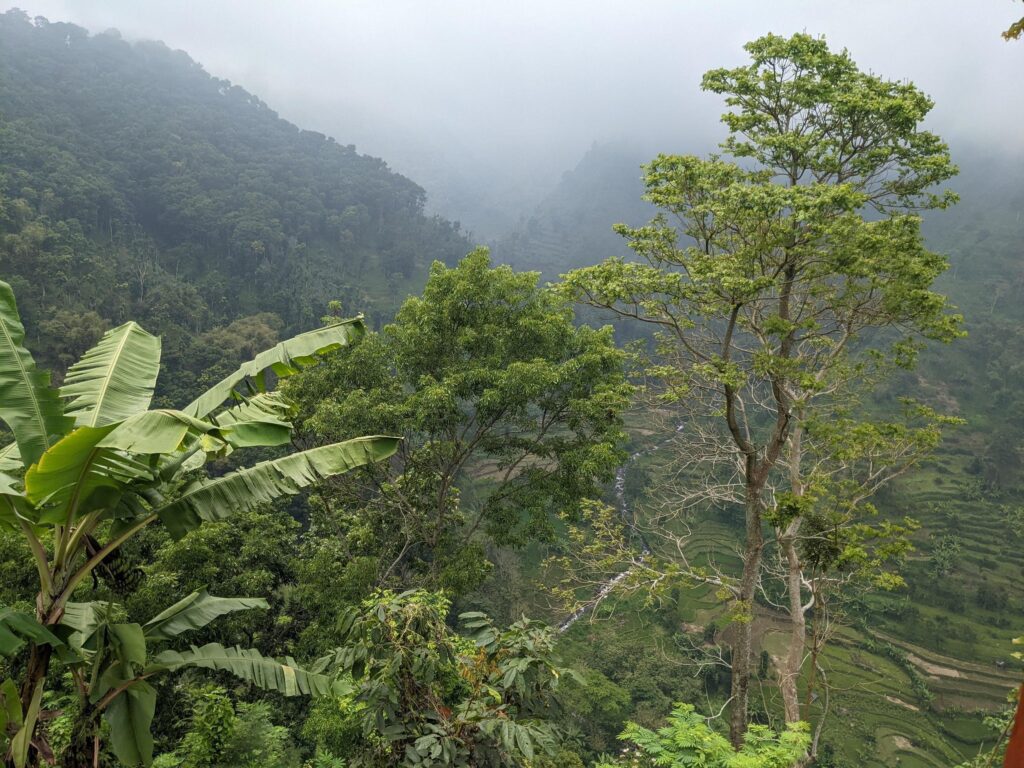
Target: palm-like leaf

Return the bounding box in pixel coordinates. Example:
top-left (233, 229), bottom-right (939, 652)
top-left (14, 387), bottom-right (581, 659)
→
top-left (25, 411), bottom-right (222, 519)
top-left (151, 643), bottom-right (344, 696)
top-left (60, 601), bottom-right (106, 651)
top-left (61, 322), bottom-right (162, 428)
top-left (0, 608), bottom-right (62, 657)
top-left (143, 591), bottom-right (268, 641)
top-left (104, 681), bottom-right (155, 767)
top-left (183, 319), bottom-right (364, 418)
top-left (156, 435), bottom-right (400, 539)
top-left (211, 392), bottom-right (295, 448)
top-left (0, 442), bottom-right (20, 473)
top-left (0, 470), bottom-right (19, 496)
top-left (0, 281), bottom-right (71, 467)
top-left (24, 424), bottom-right (151, 520)
top-left (0, 444), bottom-right (21, 518)
top-left (99, 410), bottom-right (219, 454)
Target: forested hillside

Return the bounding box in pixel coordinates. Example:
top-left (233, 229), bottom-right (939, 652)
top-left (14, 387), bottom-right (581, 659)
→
top-left (0, 9), bottom-right (467, 398)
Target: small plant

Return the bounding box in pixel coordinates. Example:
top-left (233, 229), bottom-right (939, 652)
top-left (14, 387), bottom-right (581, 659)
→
top-left (597, 703), bottom-right (809, 767)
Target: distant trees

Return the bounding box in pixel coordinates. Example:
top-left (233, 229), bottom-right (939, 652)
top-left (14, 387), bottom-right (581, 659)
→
top-left (562, 33), bottom-right (960, 749)
top-left (0, 9), bottom-right (468, 367)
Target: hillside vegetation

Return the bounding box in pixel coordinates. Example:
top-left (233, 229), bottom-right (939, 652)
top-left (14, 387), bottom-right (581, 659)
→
top-left (0, 10), bottom-right (467, 398)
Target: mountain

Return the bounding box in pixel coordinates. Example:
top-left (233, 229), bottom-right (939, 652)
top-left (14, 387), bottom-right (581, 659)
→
top-left (0, 9), bottom-right (468, 397)
top-left (491, 140), bottom-right (653, 279)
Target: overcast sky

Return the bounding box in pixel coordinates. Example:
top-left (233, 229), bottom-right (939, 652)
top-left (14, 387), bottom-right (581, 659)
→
top-left (9, 1), bottom-right (1023, 227)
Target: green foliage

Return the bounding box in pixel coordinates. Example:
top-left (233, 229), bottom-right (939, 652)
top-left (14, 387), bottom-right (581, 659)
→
top-left (0, 279), bottom-right (397, 765)
top-left (558, 668), bottom-right (632, 755)
top-left (288, 247), bottom-right (632, 602)
top-left (220, 701), bottom-right (302, 768)
top-left (157, 686), bottom-right (303, 768)
top-left (318, 589), bottom-right (567, 767)
top-left (179, 686), bottom-right (237, 768)
top-left (125, 506), bottom-right (300, 651)
top-left (928, 533), bottom-right (963, 578)
top-left (597, 703), bottom-right (809, 767)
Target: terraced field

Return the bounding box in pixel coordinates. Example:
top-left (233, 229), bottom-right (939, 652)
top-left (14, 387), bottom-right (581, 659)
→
top-left (552, 411), bottom-right (1023, 765)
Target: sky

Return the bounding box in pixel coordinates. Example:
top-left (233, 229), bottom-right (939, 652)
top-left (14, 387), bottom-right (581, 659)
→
top-left (9, 1), bottom-right (1023, 231)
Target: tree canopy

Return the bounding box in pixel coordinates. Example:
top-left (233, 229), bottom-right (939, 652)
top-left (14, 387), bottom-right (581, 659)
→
top-left (286, 248), bottom-right (632, 604)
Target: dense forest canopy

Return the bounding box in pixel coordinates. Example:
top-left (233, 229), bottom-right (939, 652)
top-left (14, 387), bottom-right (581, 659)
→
top-left (0, 9), bottom-right (467, 397)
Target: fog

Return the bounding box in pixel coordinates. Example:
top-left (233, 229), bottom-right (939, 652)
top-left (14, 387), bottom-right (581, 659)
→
top-left (11, 0), bottom-right (1024, 234)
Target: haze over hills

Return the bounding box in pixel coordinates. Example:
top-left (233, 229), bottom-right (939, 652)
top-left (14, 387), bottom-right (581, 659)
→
top-left (489, 140), bottom-right (651, 277)
top-left (18, 1), bottom-right (1023, 244)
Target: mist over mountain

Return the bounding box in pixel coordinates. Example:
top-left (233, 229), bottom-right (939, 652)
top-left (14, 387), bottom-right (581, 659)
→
top-left (14, 1), bottom-right (1023, 241)
top-left (489, 140), bottom-right (651, 276)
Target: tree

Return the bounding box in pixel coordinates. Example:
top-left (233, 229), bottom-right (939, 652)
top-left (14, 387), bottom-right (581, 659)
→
top-left (561, 33), bottom-right (959, 746)
top-left (287, 248), bottom-right (632, 608)
top-left (596, 703), bottom-right (808, 768)
top-left (0, 279), bottom-right (399, 766)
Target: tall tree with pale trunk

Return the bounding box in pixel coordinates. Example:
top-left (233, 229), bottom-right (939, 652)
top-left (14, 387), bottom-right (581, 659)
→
top-left (561, 33), bottom-right (960, 747)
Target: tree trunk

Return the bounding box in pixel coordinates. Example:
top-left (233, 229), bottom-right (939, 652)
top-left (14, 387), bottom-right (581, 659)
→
top-left (778, 417), bottom-right (807, 725)
top-left (779, 531), bottom-right (805, 724)
top-left (6, 584), bottom-right (64, 768)
top-left (60, 700), bottom-right (102, 768)
top-left (6, 642), bottom-right (52, 768)
top-left (729, 486), bottom-right (765, 747)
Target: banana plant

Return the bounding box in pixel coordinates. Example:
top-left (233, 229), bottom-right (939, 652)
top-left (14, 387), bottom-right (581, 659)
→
top-left (55, 590), bottom-right (347, 766)
top-left (0, 280), bottom-right (399, 767)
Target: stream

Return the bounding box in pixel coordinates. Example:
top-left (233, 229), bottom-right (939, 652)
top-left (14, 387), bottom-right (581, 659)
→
top-left (558, 450), bottom-right (653, 633)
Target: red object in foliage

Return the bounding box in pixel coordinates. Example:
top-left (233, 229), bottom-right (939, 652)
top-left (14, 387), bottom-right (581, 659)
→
top-left (1007, 684), bottom-right (1024, 768)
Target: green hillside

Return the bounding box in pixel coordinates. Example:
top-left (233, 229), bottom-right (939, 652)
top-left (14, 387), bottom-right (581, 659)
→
top-left (0, 9), bottom-right (467, 396)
